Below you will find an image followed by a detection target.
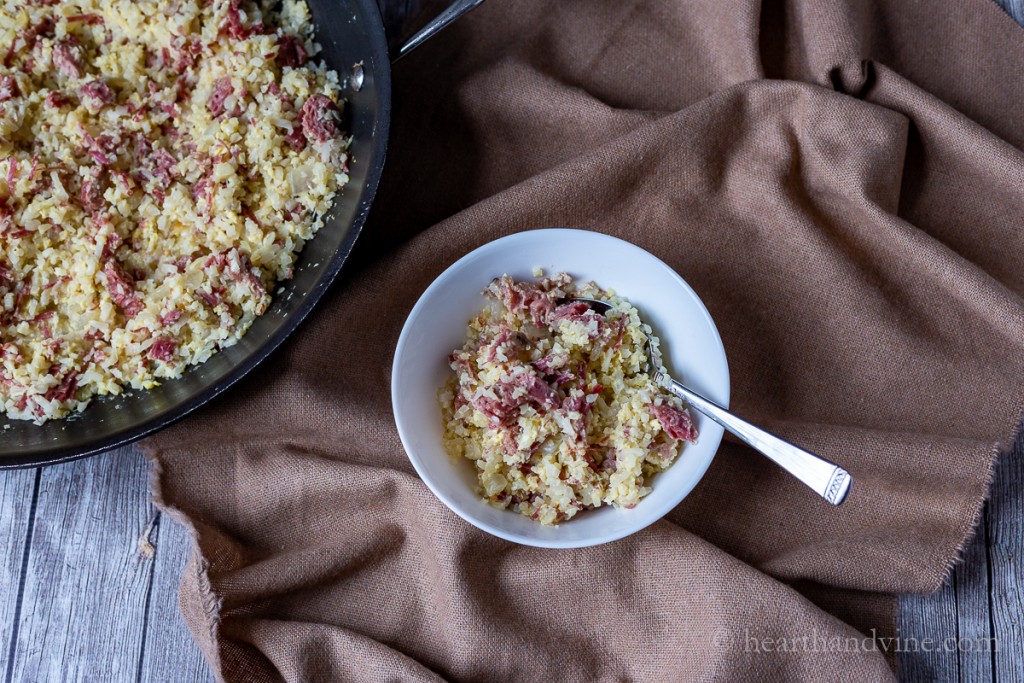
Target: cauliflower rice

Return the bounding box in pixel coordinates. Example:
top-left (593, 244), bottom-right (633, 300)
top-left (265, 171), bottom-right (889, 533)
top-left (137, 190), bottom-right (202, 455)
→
top-left (440, 273), bottom-right (699, 525)
top-left (0, 0), bottom-right (349, 422)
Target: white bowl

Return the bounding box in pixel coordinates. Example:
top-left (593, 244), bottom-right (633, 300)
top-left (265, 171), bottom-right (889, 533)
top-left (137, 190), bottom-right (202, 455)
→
top-left (391, 229), bottom-right (730, 548)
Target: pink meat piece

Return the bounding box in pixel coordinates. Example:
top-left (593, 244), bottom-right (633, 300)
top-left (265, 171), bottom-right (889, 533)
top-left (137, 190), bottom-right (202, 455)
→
top-left (0, 75), bottom-right (17, 101)
top-left (4, 17), bottom-right (54, 68)
top-left (52, 38), bottom-right (83, 79)
top-left (284, 123), bottom-right (306, 151)
top-left (502, 425), bottom-right (523, 457)
top-left (470, 371), bottom-right (557, 424)
top-left (173, 77), bottom-right (192, 105)
top-left (148, 147), bottom-right (177, 184)
top-left (148, 336), bottom-right (177, 363)
top-left (101, 231), bottom-right (123, 259)
top-left (236, 252), bottom-right (266, 298)
top-left (81, 79), bottom-right (114, 108)
top-left (494, 276), bottom-right (555, 325)
top-left (159, 309), bottom-right (182, 325)
top-left (515, 372), bottom-right (557, 409)
top-left (651, 403), bottom-right (698, 443)
top-left (485, 327), bottom-right (522, 363)
top-left (45, 373), bottom-right (79, 402)
top-left (548, 301), bottom-right (605, 337)
top-left (471, 395), bottom-right (509, 423)
top-left (562, 391), bottom-right (592, 417)
top-left (207, 77), bottom-right (233, 117)
top-left (172, 39), bottom-right (201, 71)
top-left (549, 301), bottom-right (591, 323)
top-left (561, 384), bottom-right (604, 438)
top-left (613, 315), bottom-right (628, 350)
top-left (276, 34), bottom-right (307, 67)
top-left (102, 260), bottom-right (144, 317)
top-left (83, 131), bottom-right (119, 166)
top-left (198, 290), bottom-right (221, 308)
top-left (550, 370), bottom-right (574, 386)
top-left (300, 94), bottom-right (339, 144)
top-left (191, 175), bottom-right (212, 204)
top-left (67, 14), bottom-right (105, 25)
top-left (448, 352), bottom-right (477, 381)
top-left (79, 167), bottom-right (106, 212)
top-left (44, 91), bottom-right (68, 108)
top-left (223, 0), bottom-right (263, 40)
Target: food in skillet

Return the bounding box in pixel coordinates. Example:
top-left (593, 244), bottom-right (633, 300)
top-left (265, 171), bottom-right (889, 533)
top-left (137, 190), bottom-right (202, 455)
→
top-left (439, 272), bottom-right (699, 525)
top-left (0, 0), bottom-right (350, 423)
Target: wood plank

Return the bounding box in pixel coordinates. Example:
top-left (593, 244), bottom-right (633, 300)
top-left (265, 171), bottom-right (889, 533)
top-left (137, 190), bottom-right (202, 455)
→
top-left (898, 576), bottom-right (961, 682)
top-left (0, 467), bottom-right (39, 682)
top-left (953, 510), bottom-right (995, 682)
top-left (139, 506), bottom-right (213, 683)
top-left (997, 0), bottom-right (1024, 24)
top-left (987, 428), bottom-right (1023, 681)
top-left (7, 447), bottom-right (154, 683)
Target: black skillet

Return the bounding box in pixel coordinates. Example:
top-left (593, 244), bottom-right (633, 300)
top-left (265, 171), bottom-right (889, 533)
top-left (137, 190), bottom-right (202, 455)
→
top-left (0, 0), bottom-right (484, 468)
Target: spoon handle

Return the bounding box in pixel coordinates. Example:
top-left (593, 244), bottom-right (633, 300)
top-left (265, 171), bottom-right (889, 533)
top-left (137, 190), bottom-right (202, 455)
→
top-left (665, 380), bottom-right (852, 505)
top-left (392, 0), bottom-right (488, 61)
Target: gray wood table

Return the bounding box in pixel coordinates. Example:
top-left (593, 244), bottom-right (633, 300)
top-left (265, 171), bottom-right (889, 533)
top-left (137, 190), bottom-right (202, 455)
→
top-left (3, 1), bottom-right (1024, 681)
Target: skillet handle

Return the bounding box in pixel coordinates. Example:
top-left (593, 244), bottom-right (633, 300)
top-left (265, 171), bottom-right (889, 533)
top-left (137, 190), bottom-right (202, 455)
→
top-left (392, 0), bottom-right (487, 62)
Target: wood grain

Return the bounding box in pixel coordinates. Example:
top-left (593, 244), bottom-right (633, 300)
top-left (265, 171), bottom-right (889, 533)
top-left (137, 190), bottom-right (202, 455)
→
top-left (6, 448), bottom-right (154, 683)
top-left (987, 429), bottom-right (1024, 678)
top-left (139, 511), bottom-right (213, 683)
top-left (0, 468), bottom-right (37, 682)
top-left (898, 577), bottom-right (961, 681)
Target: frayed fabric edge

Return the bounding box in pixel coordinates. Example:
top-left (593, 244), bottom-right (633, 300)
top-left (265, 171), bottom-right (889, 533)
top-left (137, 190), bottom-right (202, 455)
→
top-left (141, 440), bottom-right (226, 682)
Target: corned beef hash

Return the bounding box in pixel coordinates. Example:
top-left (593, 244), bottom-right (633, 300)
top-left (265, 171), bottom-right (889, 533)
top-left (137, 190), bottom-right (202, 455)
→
top-left (440, 272), bottom-right (699, 525)
top-left (0, 0), bottom-right (349, 422)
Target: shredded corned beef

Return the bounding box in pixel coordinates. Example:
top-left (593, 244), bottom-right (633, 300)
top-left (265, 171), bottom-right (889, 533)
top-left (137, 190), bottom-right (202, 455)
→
top-left (276, 34), bottom-right (306, 67)
top-left (4, 17), bottom-right (55, 68)
top-left (159, 309), bottom-right (182, 325)
top-left (284, 123), bottom-right (307, 151)
top-left (44, 91), bottom-right (68, 108)
top-left (83, 130), bottom-right (119, 167)
top-left (148, 336), bottom-right (177, 363)
top-left (79, 167), bottom-right (107, 213)
top-left (222, 0), bottom-right (263, 40)
top-left (0, 75), bottom-right (18, 101)
top-left (81, 78), bottom-right (114, 108)
top-left (650, 403), bottom-right (698, 443)
top-left (485, 326), bottom-right (522, 363)
top-left (494, 276), bottom-right (556, 325)
top-left (52, 37), bottom-right (83, 79)
top-left (102, 260), bottom-right (143, 317)
top-left (67, 13), bottom-right (105, 25)
top-left (300, 94), bottom-right (339, 143)
top-left (548, 301), bottom-right (605, 336)
top-left (44, 373), bottom-right (78, 402)
top-left (206, 76), bottom-right (233, 117)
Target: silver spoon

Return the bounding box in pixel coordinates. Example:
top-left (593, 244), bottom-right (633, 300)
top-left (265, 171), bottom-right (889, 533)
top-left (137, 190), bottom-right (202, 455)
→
top-left (393, 0), bottom-right (488, 61)
top-left (569, 298), bottom-right (852, 505)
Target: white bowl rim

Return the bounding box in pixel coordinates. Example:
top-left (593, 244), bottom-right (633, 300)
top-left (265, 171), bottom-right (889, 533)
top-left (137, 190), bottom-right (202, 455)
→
top-left (391, 228), bottom-right (730, 548)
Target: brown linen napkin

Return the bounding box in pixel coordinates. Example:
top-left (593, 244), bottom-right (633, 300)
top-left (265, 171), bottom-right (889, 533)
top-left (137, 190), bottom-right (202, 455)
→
top-left (145, 0), bottom-right (1024, 680)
